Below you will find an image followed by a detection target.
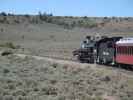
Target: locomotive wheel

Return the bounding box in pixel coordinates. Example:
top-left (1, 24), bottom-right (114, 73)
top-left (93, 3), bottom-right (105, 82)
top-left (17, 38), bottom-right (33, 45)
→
top-left (103, 58), bottom-right (107, 64)
top-left (96, 56), bottom-right (102, 64)
top-left (96, 59), bottom-right (102, 64)
top-left (77, 56), bottom-right (86, 63)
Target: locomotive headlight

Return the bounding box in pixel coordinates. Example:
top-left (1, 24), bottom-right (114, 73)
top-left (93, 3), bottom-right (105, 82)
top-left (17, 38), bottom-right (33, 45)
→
top-left (103, 51), bottom-right (106, 55)
top-left (103, 51), bottom-right (109, 55)
top-left (106, 52), bottom-right (109, 55)
top-left (94, 49), bottom-right (97, 53)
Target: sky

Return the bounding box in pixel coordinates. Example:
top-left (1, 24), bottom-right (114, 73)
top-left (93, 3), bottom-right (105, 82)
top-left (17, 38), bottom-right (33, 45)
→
top-left (0, 0), bottom-right (133, 17)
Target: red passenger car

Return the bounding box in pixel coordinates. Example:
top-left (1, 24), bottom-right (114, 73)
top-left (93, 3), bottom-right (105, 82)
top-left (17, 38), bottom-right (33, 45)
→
top-left (116, 38), bottom-right (133, 65)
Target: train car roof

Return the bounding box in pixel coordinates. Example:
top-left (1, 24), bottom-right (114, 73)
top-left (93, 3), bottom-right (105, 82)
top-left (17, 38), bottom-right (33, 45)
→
top-left (97, 36), bottom-right (122, 43)
top-left (116, 37), bottom-right (133, 46)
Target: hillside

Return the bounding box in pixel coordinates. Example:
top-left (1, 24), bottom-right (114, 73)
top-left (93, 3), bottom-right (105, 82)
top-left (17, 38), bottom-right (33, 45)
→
top-left (0, 14), bottom-right (133, 59)
top-left (0, 14), bottom-right (133, 100)
top-left (0, 53), bottom-right (133, 100)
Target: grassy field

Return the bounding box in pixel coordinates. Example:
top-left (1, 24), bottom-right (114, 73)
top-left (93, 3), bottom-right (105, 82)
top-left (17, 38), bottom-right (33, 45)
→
top-left (0, 54), bottom-right (133, 100)
top-left (0, 17), bottom-right (133, 59)
top-left (0, 15), bottom-right (133, 100)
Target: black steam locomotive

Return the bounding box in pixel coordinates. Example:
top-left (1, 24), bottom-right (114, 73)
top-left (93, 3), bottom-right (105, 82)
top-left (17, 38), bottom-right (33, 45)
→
top-left (73, 35), bottom-right (132, 65)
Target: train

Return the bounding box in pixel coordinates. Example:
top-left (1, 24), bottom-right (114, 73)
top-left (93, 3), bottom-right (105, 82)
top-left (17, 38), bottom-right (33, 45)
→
top-left (73, 35), bottom-right (133, 66)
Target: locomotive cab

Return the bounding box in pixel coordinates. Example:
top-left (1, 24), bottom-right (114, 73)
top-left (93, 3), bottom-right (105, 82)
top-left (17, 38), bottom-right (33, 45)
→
top-left (96, 37), bottom-right (122, 65)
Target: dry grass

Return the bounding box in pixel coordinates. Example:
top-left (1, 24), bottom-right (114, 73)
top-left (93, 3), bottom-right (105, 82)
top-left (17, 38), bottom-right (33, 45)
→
top-left (0, 42), bottom-right (19, 49)
top-left (0, 55), bottom-right (133, 100)
top-left (0, 15), bottom-right (133, 100)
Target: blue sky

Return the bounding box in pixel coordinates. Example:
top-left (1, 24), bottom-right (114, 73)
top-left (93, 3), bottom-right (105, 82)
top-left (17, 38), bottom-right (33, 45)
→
top-left (0, 0), bottom-right (133, 16)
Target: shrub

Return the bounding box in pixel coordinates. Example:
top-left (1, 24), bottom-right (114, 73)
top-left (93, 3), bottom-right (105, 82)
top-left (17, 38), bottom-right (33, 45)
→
top-left (5, 42), bottom-right (16, 49)
top-left (0, 12), bottom-right (7, 16)
top-left (0, 28), bottom-right (4, 32)
top-left (3, 68), bottom-right (10, 74)
top-left (12, 89), bottom-right (27, 96)
top-left (0, 42), bottom-right (19, 49)
top-left (83, 16), bottom-right (88, 19)
top-left (51, 63), bottom-right (58, 68)
top-left (0, 17), bottom-right (7, 23)
top-left (14, 19), bottom-right (20, 24)
top-left (41, 86), bottom-right (58, 96)
top-left (38, 12), bottom-right (48, 21)
top-left (71, 21), bottom-right (76, 28)
top-left (24, 14), bottom-right (30, 18)
top-left (46, 17), bottom-right (53, 23)
top-left (38, 11), bottom-right (54, 23)
top-left (1, 50), bottom-right (13, 56)
top-left (8, 13), bottom-right (14, 16)
top-left (100, 75), bottom-right (111, 82)
top-left (31, 16), bottom-right (42, 24)
top-left (88, 23), bottom-right (98, 28)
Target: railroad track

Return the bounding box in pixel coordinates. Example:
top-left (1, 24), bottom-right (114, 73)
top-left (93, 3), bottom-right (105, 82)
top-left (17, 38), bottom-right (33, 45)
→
top-left (41, 55), bottom-right (78, 62)
top-left (29, 54), bottom-right (133, 77)
top-left (15, 53), bottom-right (133, 74)
top-left (97, 64), bottom-right (133, 77)
top-left (0, 51), bottom-right (133, 76)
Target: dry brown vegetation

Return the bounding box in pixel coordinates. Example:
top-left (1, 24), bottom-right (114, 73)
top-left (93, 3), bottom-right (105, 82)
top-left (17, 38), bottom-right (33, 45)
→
top-left (0, 55), bottom-right (133, 100)
top-left (0, 12), bottom-right (133, 30)
top-left (0, 13), bottom-right (133, 100)
top-left (0, 42), bottom-right (19, 49)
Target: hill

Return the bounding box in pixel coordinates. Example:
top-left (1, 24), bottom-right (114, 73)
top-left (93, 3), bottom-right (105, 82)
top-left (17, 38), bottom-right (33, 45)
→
top-left (0, 53), bottom-right (133, 100)
top-left (0, 13), bottom-right (133, 59)
top-left (0, 13), bottom-right (133, 100)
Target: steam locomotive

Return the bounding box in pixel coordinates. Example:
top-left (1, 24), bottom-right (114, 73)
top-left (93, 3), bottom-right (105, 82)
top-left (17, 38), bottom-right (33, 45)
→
top-left (73, 35), bottom-right (133, 66)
